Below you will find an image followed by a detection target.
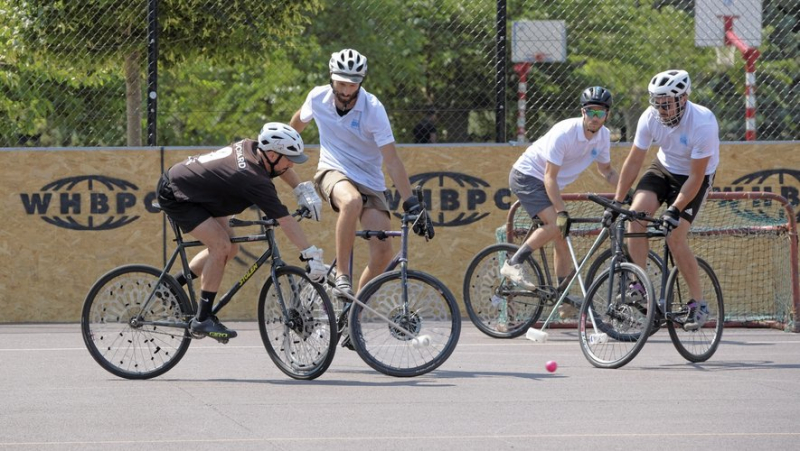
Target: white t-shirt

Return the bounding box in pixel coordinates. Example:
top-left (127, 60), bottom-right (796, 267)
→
top-left (299, 85), bottom-right (395, 191)
top-left (632, 101), bottom-right (719, 175)
top-left (512, 117), bottom-right (611, 190)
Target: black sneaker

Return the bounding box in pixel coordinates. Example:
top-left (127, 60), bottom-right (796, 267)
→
top-left (190, 316), bottom-right (238, 340)
top-left (340, 331), bottom-right (355, 351)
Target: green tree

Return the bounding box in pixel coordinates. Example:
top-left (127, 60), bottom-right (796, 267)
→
top-left (3, 0), bottom-right (320, 146)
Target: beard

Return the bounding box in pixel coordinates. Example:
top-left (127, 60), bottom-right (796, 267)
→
top-left (334, 89), bottom-right (358, 109)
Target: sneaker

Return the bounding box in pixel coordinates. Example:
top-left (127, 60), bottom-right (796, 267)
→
top-left (335, 274), bottom-right (355, 301)
top-left (683, 301), bottom-right (710, 331)
top-left (339, 330), bottom-right (355, 351)
top-left (616, 281), bottom-right (646, 305)
top-left (557, 295), bottom-right (582, 319)
top-left (189, 316), bottom-right (238, 340)
top-left (500, 261), bottom-right (537, 290)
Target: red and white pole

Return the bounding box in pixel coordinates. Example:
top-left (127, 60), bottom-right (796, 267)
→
top-left (723, 16), bottom-right (760, 141)
top-left (513, 63), bottom-right (532, 143)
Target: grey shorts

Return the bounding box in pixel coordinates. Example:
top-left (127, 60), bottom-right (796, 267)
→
top-left (509, 168), bottom-right (551, 219)
top-left (313, 169), bottom-right (391, 213)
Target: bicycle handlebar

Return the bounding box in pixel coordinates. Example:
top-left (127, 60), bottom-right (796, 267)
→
top-left (587, 194), bottom-right (661, 225)
top-left (228, 208), bottom-right (308, 229)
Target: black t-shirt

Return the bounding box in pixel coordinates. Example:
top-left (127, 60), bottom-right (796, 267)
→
top-left (168, 139), bottom-right (290, 219)
top-left (413, 118), bottom-right (437, 143)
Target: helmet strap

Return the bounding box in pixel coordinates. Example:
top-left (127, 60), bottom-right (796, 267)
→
top-left (263, 151), bottom-right (286, 178)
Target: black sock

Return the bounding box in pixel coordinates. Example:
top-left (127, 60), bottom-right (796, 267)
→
top-left (175, 270), bottom-right (198, 286)
top-left (509, 244), bottom-right (533, 265)
top-left (197, 291), bottom-right (217, 321)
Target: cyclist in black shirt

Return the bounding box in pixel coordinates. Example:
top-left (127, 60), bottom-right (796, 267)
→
top-left (156, 122), bottom-right (325, 340)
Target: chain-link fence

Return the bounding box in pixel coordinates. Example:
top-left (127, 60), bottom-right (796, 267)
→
top-left (1, 0), bottom-right (796, 147)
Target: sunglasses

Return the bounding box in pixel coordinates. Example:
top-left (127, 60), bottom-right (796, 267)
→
top-left (583, 108), bottom-right (607, 119)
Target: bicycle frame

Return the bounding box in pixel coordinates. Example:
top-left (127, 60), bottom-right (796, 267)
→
top-left (135, 213), bottom-right (290, 329)
top-left (325, 211), bottom-right (423, 339)
top-left (509, 216), bottom-right (610, 332)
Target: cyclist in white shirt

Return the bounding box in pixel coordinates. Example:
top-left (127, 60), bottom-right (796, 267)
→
top-left (606, 69), bottom-right (719, 331)
top-left (289, 48), bottom-right (421, 312)
top-left (500, 86), bottom-right (620, 322)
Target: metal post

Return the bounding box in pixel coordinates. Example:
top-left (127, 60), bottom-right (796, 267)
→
top-left (495, 0), bottom-right (507, 143)
top-left (147, 0), bottom-right (159, 146)
top-left (513, 63), bottom-right (532, 143)
top-left (723, 16), bottom-right (760, 141)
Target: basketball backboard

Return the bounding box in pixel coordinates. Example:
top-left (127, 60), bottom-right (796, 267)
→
top-left (695, 0), bottom-right (762, 48)
top-left (511, 20), bottom-right (567, 63)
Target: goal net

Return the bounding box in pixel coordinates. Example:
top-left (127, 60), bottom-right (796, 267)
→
top-left (498, 192), bottom-right (799, 331)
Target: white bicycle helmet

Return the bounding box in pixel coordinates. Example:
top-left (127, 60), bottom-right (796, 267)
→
top-left (648, 70), bottom-right (691, 127)
top-left (257, 122), bottom-right (307, 164)
top-left (329, 48), bottom-right (368, 83)
top-left (648, 70), bottom-right (691, 97)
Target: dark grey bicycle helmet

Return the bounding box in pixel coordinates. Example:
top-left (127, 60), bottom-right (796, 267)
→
top-left (580, 86), bottom-right (613, 109)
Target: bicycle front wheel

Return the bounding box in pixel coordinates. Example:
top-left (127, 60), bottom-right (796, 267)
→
top-left (463, 243), bottom-right (545, 338)
top-left (258, 266), bottom-right (337, 380)
top-left (578, 262), bottom-right (655, 369)
top-left (350, 270), bottom-right (461, 377)
top-left (81, 265), bottom-right (193, 379)
top-left (665, 258), bottom-right (724, 362)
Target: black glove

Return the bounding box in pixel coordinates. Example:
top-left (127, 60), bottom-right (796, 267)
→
top-left (601, 201), bottom-right (620, 228)
top-left (622, 188), bottom-right (635, 205)
top-left (402, 196), bottom-right (429, 237)
top-left (402, 196), bottom-right (421, 214)
top-left (556, 211), bottom-right (571, 238)
top-left (661, 205), bottom-right (681, 230)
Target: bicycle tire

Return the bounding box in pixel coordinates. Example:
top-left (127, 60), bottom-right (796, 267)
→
top-left (350, 270), bottom-right (461, 377)
top-left (258, 266), bottom-right (337, 380)
top-left (585, 247), bottom-right (665, 335)
top-left (81, 264), bottom-right (193, 379)
top-left (665, 258), bottom-right (724, 362)
top-left (462, 243), bottom-right (545, 338)
top-left (578, 262), bottom-right (655, 369)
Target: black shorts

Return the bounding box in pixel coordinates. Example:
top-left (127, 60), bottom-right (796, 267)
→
top-left (156, 172), bottom-right (212, 234)
top-left (635, 160), bottom-right (714, 223)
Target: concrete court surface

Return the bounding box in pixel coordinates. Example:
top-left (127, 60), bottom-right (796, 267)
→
top-left (1, 322), bottom-right (799, 451)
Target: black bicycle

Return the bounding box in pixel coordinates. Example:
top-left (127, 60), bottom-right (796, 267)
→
top-left (81, 207), bottom-right (337, 380)
top-left (578, 194), bottom-right (724, 369)
top-left (462, 201), bottom-right (662, 339)
top-left (317, 188), bottom-right (461, 377)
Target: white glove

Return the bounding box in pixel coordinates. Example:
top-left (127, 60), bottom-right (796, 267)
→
top-left (300, 245), bottom-right (326, 283)
top-left (293, 181), bottom-right (322, 221)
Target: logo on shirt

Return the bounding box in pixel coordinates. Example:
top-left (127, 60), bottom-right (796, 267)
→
top-left (387, 172), bottom-right (512, 227)
top-left (680, 134), bottom-right (688, 146)
top-left (591, 148), bottom-right (599, 158)
top-left (19, 175), bottom-right (159, 230)
top-left (714, 169), bottom-right (800, 222)
top-left (350, 119), bottom-right (360, 128)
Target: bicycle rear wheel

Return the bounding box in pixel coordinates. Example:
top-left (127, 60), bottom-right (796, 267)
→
top-left (81, 264), bottom-right (193, 379)
top-left (578, 262), bottom-right (655, 369)
top-left (350, 270), bottom-right (461, 377)
top-left (463, 243), bottom-right (544, 338)
top-left (665, 258), bottom-right (724, 362)
top-left (258, 266), bottom-right (337, 380)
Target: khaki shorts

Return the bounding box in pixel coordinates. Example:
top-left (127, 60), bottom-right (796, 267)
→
top-left (313, 169), bottom-right (390, 213)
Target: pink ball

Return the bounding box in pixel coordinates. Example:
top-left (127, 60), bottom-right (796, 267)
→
top-left (545, 360), bottom-right (558, 373)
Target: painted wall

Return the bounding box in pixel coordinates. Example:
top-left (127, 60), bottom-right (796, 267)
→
top-left (2, 142), bottom-right (797, 322)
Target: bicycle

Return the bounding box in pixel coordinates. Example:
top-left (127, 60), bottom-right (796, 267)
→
top-left (463, 202), bottom-right (662, 339)
top-left (316, 187), bottom-right (461, 377)
top-left (578, 194), bottom-right (724, 369)
top-left (81, 207), bottom-right (337, 381)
